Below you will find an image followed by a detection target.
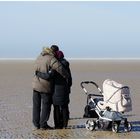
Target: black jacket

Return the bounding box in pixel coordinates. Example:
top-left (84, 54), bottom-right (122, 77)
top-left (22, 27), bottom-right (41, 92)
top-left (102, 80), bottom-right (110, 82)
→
top-left (53, 58), bottom-right (72, 105)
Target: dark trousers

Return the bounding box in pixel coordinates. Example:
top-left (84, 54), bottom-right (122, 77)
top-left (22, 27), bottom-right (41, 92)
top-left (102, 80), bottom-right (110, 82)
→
top-left (33, 90), bottom-right (52, 128)
top-left (53, 104), bottom-right (69, 128)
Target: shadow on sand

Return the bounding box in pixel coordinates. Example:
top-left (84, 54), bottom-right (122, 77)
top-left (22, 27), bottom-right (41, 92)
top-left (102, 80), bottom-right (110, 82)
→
top-left (69, 118), bottom-right (140, 132)
top-left (131, 121), bottom-right (140, 132)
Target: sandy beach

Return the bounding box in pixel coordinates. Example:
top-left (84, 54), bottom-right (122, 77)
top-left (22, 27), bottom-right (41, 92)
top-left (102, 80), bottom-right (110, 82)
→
top-left (0, 59), bottom-right (140, 139)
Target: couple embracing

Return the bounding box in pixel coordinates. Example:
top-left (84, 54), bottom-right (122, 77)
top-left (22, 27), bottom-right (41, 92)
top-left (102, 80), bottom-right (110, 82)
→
top-left (32, 45), bottom-right (72, 130)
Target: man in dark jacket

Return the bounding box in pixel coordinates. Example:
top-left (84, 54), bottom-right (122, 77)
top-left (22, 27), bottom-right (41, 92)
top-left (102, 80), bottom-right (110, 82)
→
top-left (32, 47), bottom-right (69, 130)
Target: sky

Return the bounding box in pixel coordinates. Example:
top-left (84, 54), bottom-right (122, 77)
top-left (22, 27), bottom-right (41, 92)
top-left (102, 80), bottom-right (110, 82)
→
top-left (0, 1), bottom-right (140, 59)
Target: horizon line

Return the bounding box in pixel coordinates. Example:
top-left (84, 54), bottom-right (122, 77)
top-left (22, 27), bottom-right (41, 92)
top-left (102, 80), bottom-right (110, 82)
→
top-left (1, 57), bottom-right (140, 60)
top-left (1, 0), bottom-right (139, 1)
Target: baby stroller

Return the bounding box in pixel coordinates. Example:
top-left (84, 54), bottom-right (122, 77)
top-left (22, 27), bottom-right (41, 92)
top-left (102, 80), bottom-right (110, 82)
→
top-left (80, 79), bottom-right (132, 133)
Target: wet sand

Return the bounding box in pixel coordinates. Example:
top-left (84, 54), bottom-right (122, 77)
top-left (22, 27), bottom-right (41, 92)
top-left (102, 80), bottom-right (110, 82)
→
top-left (0, 59), bottom-right (140, 138)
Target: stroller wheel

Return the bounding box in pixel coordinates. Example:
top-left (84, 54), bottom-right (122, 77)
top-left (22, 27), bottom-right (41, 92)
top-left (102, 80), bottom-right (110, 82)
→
top-left (124, 121), bottom-right (132, 132)
top-left (85, 120), bottom-right (96, 131)
top-left (97, 120), bottom-right (104, 129)
top-left (112, 122), bottom-right (119, 133)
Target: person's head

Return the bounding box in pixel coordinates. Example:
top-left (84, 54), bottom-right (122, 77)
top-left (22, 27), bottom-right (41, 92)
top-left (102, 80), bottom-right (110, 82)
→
top-left (42, 47), bottom-right (54, 56)
top-left (56, 50), bottom-right (64, 59)
top-left (50, 45), bottom-right (59, 52)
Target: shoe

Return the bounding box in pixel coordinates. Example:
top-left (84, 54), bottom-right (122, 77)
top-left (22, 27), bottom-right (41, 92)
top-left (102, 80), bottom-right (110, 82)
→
top-left (55, 126), bottom-right (63, 129)
top-left (40, 124), bottom-right (54, 130)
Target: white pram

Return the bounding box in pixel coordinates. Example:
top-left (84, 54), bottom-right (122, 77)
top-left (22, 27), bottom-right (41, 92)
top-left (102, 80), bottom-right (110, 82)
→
top-left (81, 79), bottom-right (132, 133)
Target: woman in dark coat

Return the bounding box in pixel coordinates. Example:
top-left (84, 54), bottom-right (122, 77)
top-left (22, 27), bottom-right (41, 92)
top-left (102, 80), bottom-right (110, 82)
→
top-left (36, 50), bottom-right (72, 129)
top-left (52, 51), bottom-right (72, 128)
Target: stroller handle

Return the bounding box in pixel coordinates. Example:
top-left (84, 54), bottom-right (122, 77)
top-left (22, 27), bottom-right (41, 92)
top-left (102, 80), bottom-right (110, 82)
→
top-left (80, 81), bottom-right (103, 95)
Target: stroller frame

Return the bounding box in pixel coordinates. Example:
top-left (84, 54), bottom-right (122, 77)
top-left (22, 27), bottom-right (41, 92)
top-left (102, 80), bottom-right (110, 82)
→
top-left (81, 81), bottom-right (132, 133)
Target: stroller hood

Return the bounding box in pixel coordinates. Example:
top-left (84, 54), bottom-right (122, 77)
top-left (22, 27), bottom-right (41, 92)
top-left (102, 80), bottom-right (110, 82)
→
top-left (102, 79), bottom-right (132, 112)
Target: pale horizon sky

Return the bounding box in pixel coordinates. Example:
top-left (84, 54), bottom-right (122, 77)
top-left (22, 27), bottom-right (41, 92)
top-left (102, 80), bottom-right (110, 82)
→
top-left (0, 1), bottom-right (140, 59)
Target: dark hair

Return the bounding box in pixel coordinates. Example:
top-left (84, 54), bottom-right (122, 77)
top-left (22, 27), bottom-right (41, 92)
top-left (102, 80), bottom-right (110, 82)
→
top-left (51, 45), bottom-right (59, 52)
